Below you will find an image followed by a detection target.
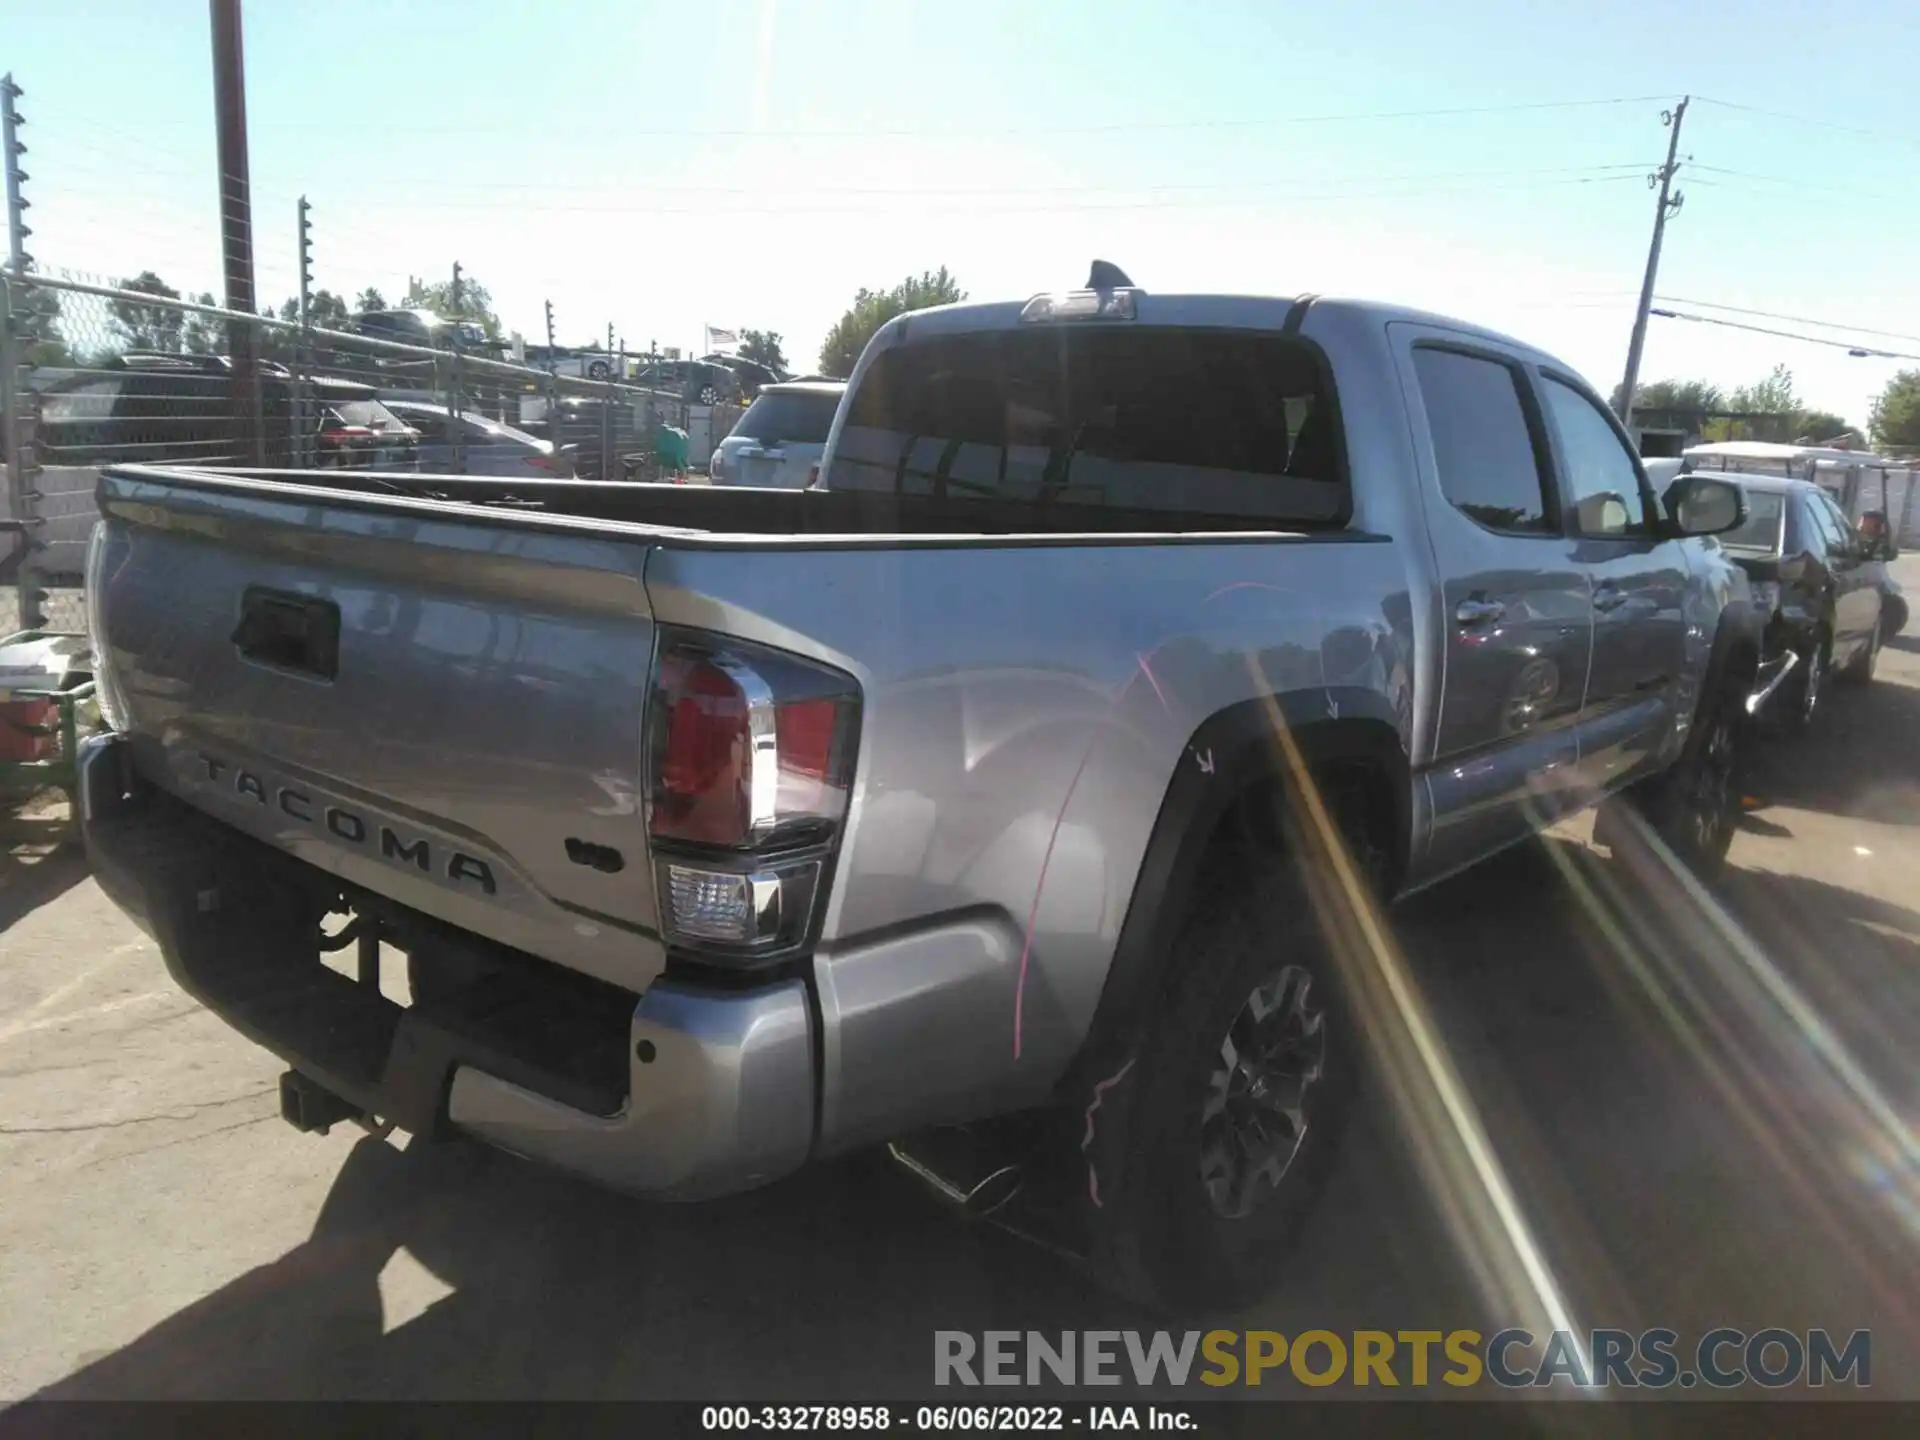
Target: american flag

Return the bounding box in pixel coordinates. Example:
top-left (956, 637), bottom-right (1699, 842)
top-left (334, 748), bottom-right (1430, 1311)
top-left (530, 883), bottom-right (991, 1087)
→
top-left (705, 325), bottom-right (740, 353)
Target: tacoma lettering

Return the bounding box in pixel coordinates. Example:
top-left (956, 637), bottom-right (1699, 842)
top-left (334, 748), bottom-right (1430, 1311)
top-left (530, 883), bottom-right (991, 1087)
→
top-left (194, 749), bottom-right (496, 895)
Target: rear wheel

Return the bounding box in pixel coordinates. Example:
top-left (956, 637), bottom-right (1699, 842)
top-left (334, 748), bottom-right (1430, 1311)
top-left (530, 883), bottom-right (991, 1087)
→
top-left (1087, 853), bottom-right (1359, 1313)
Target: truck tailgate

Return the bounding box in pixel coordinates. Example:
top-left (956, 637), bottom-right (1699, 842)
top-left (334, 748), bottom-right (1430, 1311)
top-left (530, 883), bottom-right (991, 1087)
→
top-left (91, 467), bottom-right (667, 993)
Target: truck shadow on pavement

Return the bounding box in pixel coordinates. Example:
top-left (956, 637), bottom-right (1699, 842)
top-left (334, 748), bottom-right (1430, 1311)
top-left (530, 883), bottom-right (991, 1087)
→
top-left (29, 826), bottom-right (1920, 1401)
top-left (0, 808), bottom-right (88, 935)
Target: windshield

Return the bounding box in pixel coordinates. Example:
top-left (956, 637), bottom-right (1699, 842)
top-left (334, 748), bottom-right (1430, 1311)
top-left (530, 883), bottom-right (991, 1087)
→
top-left (1721, 489), bottom-right (1787, 553)
top-left (731, 391), bottom-right (838, 445)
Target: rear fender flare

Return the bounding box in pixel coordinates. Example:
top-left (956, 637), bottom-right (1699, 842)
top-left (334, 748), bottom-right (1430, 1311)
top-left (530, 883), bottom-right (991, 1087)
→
top-left (1060, 687), bottom-right (1409, 1102)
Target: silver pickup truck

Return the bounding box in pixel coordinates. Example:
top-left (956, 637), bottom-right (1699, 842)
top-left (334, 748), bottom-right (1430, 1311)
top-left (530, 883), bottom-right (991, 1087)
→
top-left (77, 276), bottom-right (1759, 1310)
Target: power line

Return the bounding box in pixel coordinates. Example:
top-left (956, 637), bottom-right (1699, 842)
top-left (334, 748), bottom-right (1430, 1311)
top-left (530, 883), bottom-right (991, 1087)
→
top-left (1656, 297), bottom-right (1920, 346)
top-left (32, 90), bottom-right (1675, 139)
top-left (1649, 307), bottom-right (1920, 361)
top-left (1688, 164), bottom-right (1910, 206)
top-left (1693, 95), bottom-right (1920, 149)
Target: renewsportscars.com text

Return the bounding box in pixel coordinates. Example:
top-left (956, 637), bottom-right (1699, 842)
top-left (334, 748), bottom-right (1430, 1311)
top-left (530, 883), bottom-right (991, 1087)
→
top-left (934, 1328), bottom-right (1870, 1390)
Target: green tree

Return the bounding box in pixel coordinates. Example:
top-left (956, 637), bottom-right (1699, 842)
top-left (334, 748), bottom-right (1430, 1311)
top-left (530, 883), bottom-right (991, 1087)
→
top-left (183, 292), bottom-right (224, 355)
top-left (13, 263), bottom-right (73, 366)
top-left (1615, 377), bottom-right (1726, 414)
top-left (739, 328), bottom-right (787, 373)
top-left (111, 271), bottom-right (185, 352)
top-left (354, 286), bottom-right (387, 314)
top-left (274, 289), bottom-right (351, 330)
top-left (1870, 370), bottom-right (1920, 452)
top-left (818, 267), bottom-right (965, 378)
top-left (1791, 410), bottom-right (1854, 443)
top-left (1729, 363), bottom-right (1798, 417)
top-left (406, 272), bottom-right (501, 336)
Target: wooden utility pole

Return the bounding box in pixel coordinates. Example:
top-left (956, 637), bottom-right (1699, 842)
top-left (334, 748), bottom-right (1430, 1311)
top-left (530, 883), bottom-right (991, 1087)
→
top-left (1617, 97), bottom-right (1689, 430)
top-left (210, 0), bottom-right (263, 463)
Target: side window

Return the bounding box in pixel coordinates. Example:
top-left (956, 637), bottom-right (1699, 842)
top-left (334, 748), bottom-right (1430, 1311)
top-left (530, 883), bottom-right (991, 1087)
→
top-left (1411, 347), bottom-right (1554, 535)
top-left (1539, 375), bottom-right (1652, 537)
top-left (1814, 493), bottom-right (1856, 556)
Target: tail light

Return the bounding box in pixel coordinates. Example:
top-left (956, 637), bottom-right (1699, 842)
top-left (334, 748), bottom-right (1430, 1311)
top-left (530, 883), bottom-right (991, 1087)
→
top-left (319, 426), bottom-right (376, 448)
top-left (525, 452), bottom-right (567, 473)
top-left (646, 629), bottom-right (859, 966)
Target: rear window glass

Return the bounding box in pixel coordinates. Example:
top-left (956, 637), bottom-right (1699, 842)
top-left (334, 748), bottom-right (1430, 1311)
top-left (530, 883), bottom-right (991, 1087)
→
top-left (328, 400), bottom-right (411, 434)
top-left (1721, 490), bottom-right (1786, 553)
top-left (825, 327), bottom-right (1345, 526)
top-left (733, 391), bottom-right (838, 445)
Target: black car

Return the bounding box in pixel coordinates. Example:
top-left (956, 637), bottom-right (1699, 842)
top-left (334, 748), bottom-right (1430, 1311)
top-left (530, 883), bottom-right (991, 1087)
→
top-left (36, 353), bottom-right (420, 471)
top-left (1717, 474), bottom-right (1888, 729)
top-left (700, 353), bottom-right (783, 398)
top-left (630, 359), bottom-right (743, 407)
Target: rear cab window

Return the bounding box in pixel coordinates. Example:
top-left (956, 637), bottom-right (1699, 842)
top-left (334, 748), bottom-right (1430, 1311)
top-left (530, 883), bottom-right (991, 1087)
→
top-left (823, 326), bottom-right (1347, 529)
top-left (732, 391), bottom-right (839, 446)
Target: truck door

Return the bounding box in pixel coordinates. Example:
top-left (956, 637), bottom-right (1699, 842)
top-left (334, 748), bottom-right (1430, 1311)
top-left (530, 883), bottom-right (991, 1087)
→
top-left (1393, 331), bottom-right (1594, 885)
top-left (1533, 371), bottom-right (1691, 797)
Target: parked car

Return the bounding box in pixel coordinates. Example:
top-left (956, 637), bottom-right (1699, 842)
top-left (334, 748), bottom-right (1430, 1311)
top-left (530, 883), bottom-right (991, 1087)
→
top-left (381, 400), bottom-right (573, 478)
top-left (1711, 472), bottom-right (1885, 730)
top-left (701, 353), bottom-right (785, 398)
top-left (78, 274), bottom-right (1761, 1312)
top-left (36, 353), bottom-right (420, 471)
top-left (631, 359), bottom-right (742, 407)
top-left (707, 381), bottom-right (844, 488)
top-left (350, 309), bottom-right (499, 355)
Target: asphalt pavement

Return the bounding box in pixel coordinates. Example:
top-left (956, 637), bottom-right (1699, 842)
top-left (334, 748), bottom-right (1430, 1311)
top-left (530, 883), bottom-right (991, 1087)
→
top-left (4, 565), bottom-right (1920, 1403)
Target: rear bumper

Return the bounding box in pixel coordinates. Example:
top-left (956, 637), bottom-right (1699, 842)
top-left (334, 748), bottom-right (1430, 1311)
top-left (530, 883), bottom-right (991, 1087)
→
top-left (78, 733), bottom-right (815, 1200)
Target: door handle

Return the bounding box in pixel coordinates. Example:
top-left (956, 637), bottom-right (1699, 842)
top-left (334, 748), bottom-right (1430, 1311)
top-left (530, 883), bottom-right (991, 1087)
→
top-left (1455, 597), bottom-right (1506, 627)
top-left (1593, 584), bottom-right (1629, 613)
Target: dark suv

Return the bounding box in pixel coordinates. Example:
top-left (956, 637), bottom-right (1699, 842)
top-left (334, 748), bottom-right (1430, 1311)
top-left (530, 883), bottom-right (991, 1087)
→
top-left (36, 353), bottom-right (420, 470)
top-left (631, 359), bottom-right (743, 407)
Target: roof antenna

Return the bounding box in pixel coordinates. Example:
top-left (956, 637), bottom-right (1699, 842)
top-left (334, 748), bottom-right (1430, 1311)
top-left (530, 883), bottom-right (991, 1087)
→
top-left (1086, 260), bottom-right (1133, 289)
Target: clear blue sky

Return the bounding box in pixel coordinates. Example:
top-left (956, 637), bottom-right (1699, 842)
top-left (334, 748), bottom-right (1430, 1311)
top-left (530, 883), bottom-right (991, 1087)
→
top-left (7, 0), bottom-right (1917, 425)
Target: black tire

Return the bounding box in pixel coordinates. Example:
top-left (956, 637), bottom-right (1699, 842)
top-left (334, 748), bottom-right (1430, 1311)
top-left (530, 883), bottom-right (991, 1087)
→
top-left (1086, 855), bottom-right (1358, 1313)
top-left (1594, 667), bottom-right (1744, 883)
top-left (1784, 629), bottom-right (1830, 732)
top-left (1838, 622), bottom-right (1879, 685)
top-left (1881, 598), bottom-right (1908, 643)
top-left (695, 384), bottom-right (719, 406)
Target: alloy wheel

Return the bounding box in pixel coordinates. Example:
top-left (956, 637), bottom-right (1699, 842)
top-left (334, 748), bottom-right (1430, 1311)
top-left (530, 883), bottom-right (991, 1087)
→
top-left (1199, 965), bottom-right (1327, 1220)
top-left (1687, 709), bottom-right (1737, 859)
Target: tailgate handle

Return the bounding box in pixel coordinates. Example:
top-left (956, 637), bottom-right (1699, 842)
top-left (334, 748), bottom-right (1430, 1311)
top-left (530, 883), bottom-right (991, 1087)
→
top-left (233, 588), bottom-right (340, 681)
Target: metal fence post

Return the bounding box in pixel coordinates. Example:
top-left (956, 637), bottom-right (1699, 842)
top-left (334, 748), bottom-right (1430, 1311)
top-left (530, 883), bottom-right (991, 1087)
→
top-left (1, 274), bottom-right (47, 632)
top-left (295, 195), bottom-right (313, 467)
top-left (447, 262), bottom-right (466, 471)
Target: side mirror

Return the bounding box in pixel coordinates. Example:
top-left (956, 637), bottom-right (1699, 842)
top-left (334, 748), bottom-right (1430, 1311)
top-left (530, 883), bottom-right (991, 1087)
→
top-left (1664, 475), bottom-right (1747, 537)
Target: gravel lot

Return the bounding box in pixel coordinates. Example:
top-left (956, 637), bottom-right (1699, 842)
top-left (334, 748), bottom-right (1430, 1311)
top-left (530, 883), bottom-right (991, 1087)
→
top-left (4, 565), bottom-right (1920, 1402)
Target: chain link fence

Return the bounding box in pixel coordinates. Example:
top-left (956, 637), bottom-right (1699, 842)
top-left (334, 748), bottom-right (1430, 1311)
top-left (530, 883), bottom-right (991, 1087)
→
top-left (3, 271), bottom-right (746, 636)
